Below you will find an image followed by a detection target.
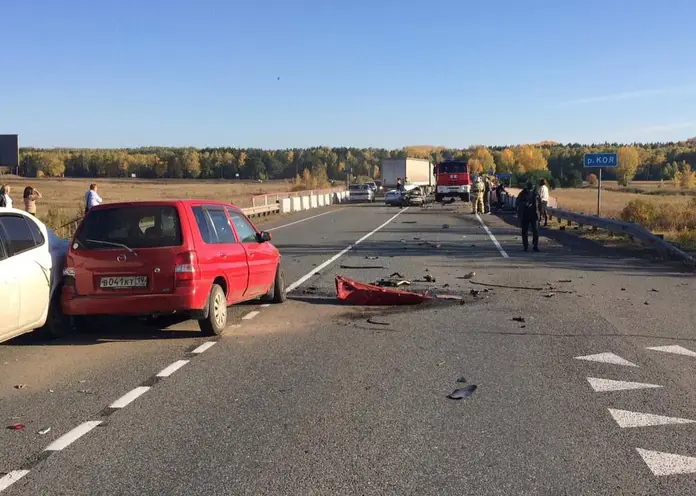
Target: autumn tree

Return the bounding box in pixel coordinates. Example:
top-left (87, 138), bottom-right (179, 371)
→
top-left (616, 146), bottom-right (640, 186)
top-left (181, 149), bottom-right (201, 178)
top-left (499, 148), bottom-right (515, 172)
top-left (38, 153), bottom-right (66, 177)
top-left (468, 146), bottom-right (495, 175)
top-left (515, 145), bottom-right (547, 172)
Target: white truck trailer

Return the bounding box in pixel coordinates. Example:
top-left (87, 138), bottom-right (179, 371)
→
top-left (380, 158), bottom-right (434, 194)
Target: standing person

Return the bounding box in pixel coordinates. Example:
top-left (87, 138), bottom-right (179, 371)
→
top-left (516, 180), bottom-right (542, 252)
top-left (0, 184), bottom-right (12, 208)
top-left (484, 177), bottom-right (492, 214)
top-left (396, 177), bottom-right (404, 193)
top-left (471, 176), bottom-right (485, 214)
top-left (23, 186), bottom-right (42, 216)
top-left (496, 181), bottom-right (507, 209)
top-left (85, 183), bottom-right (103, 213)
top-left (539, 178), bottom-right (550, 227)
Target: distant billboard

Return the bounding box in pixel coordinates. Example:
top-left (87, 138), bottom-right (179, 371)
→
top-left (0, 134), bottom-right (19, 167)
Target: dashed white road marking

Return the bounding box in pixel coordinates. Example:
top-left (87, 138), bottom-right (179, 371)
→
top-left (636, 448), bottom-right (696, 476)
top-left (45, 421), bottom-right (102, 451)
top-left (242, 311), bottom-right (260, 320)
top-left (191, 341), bottom-right (216, 354)
top-left (646, 345), bottom-right (696, 357)
top-left (475, 214), bottom-right (509, 258)
top-left (586, 377), bottom-right (663, 392)
top-left (608, 408), bottom-right (696, 428)
top-left (109, 386), bottom-right (151, 409)
top-left (0, 470), bottom-right (30, 491)
top-left (267, 209), bottom-right (342, 232)
top-left (575, 352), bottom-right (638, 367)
top-left (156, 360), bottom-right (189, 378)
top-left (287, 208), bottom-right (410, 293)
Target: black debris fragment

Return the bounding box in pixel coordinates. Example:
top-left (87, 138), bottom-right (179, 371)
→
top-left (558, 279), bottom-right (572, 283)
top-left (512, 316), bottom-right (526, 323)
top-left (339, 265), bottom-right (385, 269)
top-left (424, 274), bottom-right (436, 283)
top-left (456, 376), bottom-right (467, 383)
top-left (470, 289), bottom-right (480, 297)
top-left (367, 318), bottom-right (390, 326)
top-left (365, 256), bottom-right (379, 260)
top-left (447, 385), bottom-right (477, 400)
top-left (302, 286), bottom-right (318, 294)
top-left (650, 289), bottom-right (659, 293)
top-left (442, 224), bottom-right (450, 229)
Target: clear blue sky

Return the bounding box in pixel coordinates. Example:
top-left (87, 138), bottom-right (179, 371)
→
top-left (2, 0), bottom-right (695, 149)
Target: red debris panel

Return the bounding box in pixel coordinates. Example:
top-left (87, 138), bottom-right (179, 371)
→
top-left (335, 275), bottom-right (431, 305)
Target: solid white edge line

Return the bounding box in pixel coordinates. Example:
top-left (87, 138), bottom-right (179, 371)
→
top-left (44, 421), bottom-right (102, 451)
top-left (267, 209), bottom-right (341, 232)
top-left (0, 470), bottom-right (30, 492)
top-left (109, 386), bottom-right (151, 409)
top-left (475, 213), bottom-right (509, 258)
top-left (286, 207), bottom-right (410, 293)
top-left (156, 360), bottom-right (190, 378)
top-left (242, 310), bottom-right (260, 320)
top-left (191, 341), bottom-right (216, 354)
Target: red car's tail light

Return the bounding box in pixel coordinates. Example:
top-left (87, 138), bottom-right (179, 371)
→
top-left (175, 251), bottom-right (199, 285)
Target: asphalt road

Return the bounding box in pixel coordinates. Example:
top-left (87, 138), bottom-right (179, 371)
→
top-left (2, 202), bottom-right (695, 495)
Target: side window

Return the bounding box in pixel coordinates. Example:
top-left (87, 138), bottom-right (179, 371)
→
top-left (26, 219), bottom-right (45, 246)
top-left (192, 206), bottom-right (216, 244)
top-left (0, 215), bottom-right (38, 256)
top-left (207, 208), bottom-right (237, 244)
top-left (0, 228), bottom-right (7, 261)
top-left (227, 210), bottom-right (258, 243)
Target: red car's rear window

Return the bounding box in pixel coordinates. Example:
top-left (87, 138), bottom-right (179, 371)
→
top-left (76, 206), bottom-right (183, 250)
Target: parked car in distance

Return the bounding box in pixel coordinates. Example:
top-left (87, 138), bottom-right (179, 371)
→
top-left (61, 200), bottom-right (286, 336)
top-left (0, 208), bottom-right (69, 343)
top-left (365, 181), bottom-right (380, 193)
top-left (348, 184), bottom-right (375, 203)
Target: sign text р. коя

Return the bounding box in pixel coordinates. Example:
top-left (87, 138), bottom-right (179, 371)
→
top-left (584, 153), bottom-right (618, 168)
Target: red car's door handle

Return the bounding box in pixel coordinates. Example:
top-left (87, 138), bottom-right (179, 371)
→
top-left (218, 253), bottom-right (227, 258)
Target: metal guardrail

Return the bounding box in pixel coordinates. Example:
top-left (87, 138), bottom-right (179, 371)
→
top-left (503, 192), bottom-right (696, 267)
top-left (242, 204), bottom-right (280, 217)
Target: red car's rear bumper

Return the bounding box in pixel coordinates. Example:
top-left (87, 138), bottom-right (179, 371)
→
top-left (61, 286), bottom-right (207, 316)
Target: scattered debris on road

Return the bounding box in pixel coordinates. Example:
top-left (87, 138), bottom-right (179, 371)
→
top-left (302, 286), bottom-right (318, 295)
top-left (7, 424), bottom-right (25, 431)
top-left (447, 385), bottom-right (477, 400)
top-left (651, 288), bottom-right (659, 292)
top-left (14, 384), bottom-right (27, 389)
top-left (437, 360), bottom-right (446, 367)
top-left (375, 278), bottom-right (411, 287)
top-left (367, 318), bottom-right (390, 326)
top-left (335, 276), bottom-right (431, 305)
top-left (77, 389), bottom-right (95, 395)
top-left (423, 274), bottom-right (436, 283)
top-left (544, 293), bottom-right (555, 298)
top-left (443, 284), bottom-right (450, 288)
top-left (471, 281), bottom-right (573, 294)
top-left (442, 224), bottom-right (450, 229)
top-left (402, 221), bottom-right (417, 224)
top-left (456, 376), bottom-right (467, 383)
top-left (458, 272), bottom-right (476, 280)
top-left (470, 289), bottom-right (480, 297)
top-left (512, 316), bottom-right (526, 323)
top-left (558, 279), bottom-right (572, 283)
top-left (621, 288), bottom-right (626, 291)
top-left (364, 256), bottom-right (379, 260)
top-left (644, 301), bottom-right (650, 305)
top-left (38, 427), bottom-right (51, 435)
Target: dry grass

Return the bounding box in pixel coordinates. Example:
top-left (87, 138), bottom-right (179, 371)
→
top-left (0, 176), bottom-right (293, 237)
top-left (552, 187), bottom-right (692, 218)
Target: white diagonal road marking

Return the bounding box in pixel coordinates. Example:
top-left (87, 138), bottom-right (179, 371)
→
top-left (575, 352), bottom-right (638, 367)
top-left (45, 421), bottom-right (102, 451)
top-left (636, 449), bottom-right (696, 476)
top-left (586, 377), bottom-right (663, 392)
top-left (608, 409), bottom-right (696, 428)
top-left (646, 345), bottom-right (696, 357)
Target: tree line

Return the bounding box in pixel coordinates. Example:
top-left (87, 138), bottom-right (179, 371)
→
top-left (17, 139), bottom-right (696, 188)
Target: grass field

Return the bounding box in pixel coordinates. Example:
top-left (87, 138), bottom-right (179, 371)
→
top-left (552, 187), bottom-right (692, 218)
top-left (0, 176), bottom-right (294, 235)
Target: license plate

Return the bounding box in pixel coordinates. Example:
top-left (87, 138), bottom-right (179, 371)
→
top-left (100, 276), bottom-right (148, 289)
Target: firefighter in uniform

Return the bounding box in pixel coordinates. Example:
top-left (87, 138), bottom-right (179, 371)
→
top-left (472, 176), bottom-right (485, 214)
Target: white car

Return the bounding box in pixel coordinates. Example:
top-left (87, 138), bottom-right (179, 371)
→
top-left (0, 208), bottom-right (69, 343)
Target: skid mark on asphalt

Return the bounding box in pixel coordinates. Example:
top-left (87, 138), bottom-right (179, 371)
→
top-left (578, 347), bottom-right (696, 477)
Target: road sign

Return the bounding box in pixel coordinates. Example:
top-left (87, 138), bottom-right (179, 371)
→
top-left (584, 153), bottom-right (618, 168)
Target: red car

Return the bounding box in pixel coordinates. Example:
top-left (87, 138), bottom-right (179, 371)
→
top-left (61, 200), bottom-right (286, 335)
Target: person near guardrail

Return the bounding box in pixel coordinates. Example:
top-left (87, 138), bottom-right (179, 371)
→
top-left (471, 177), bottom-right (485, 214)
top-left (539, 178), bottom-right (549, 227)
top-left (23, 186), bottom-right (42, 216)
top-left (516, 180), bottom-right (542, 252)
top-left (85, 183), bottom-right (103, 214)
top-left (495, 182), bottom-right (507, 209)
top-left (0, 184), bottom-right (13, 209)
top-left (484, 177), bottom-right (493, 214)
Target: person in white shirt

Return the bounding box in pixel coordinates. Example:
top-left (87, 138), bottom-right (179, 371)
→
top-left (538, 179), bottom-right (549, 227)
top-left (0, 184), bottom-right (13, 209)
top-left (85, 183), bottom-right (103, 213)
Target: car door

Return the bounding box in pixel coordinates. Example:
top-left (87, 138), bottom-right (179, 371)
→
top-left (0, 214), bottom-right (51, 332)
top-left (0, 224), bottom-right (20, 340)
top-left (226, 208), bottom-right (277, 297)
top-left (193, 206), bottom-right (249, 303)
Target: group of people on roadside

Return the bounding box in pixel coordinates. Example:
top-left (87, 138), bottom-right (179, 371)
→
top-left (0, 184), bottom-right (43, 216)
top-left (471, 176), bottom-right (506, 215)
top-left (0, 182), bottom-right (104, 217)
